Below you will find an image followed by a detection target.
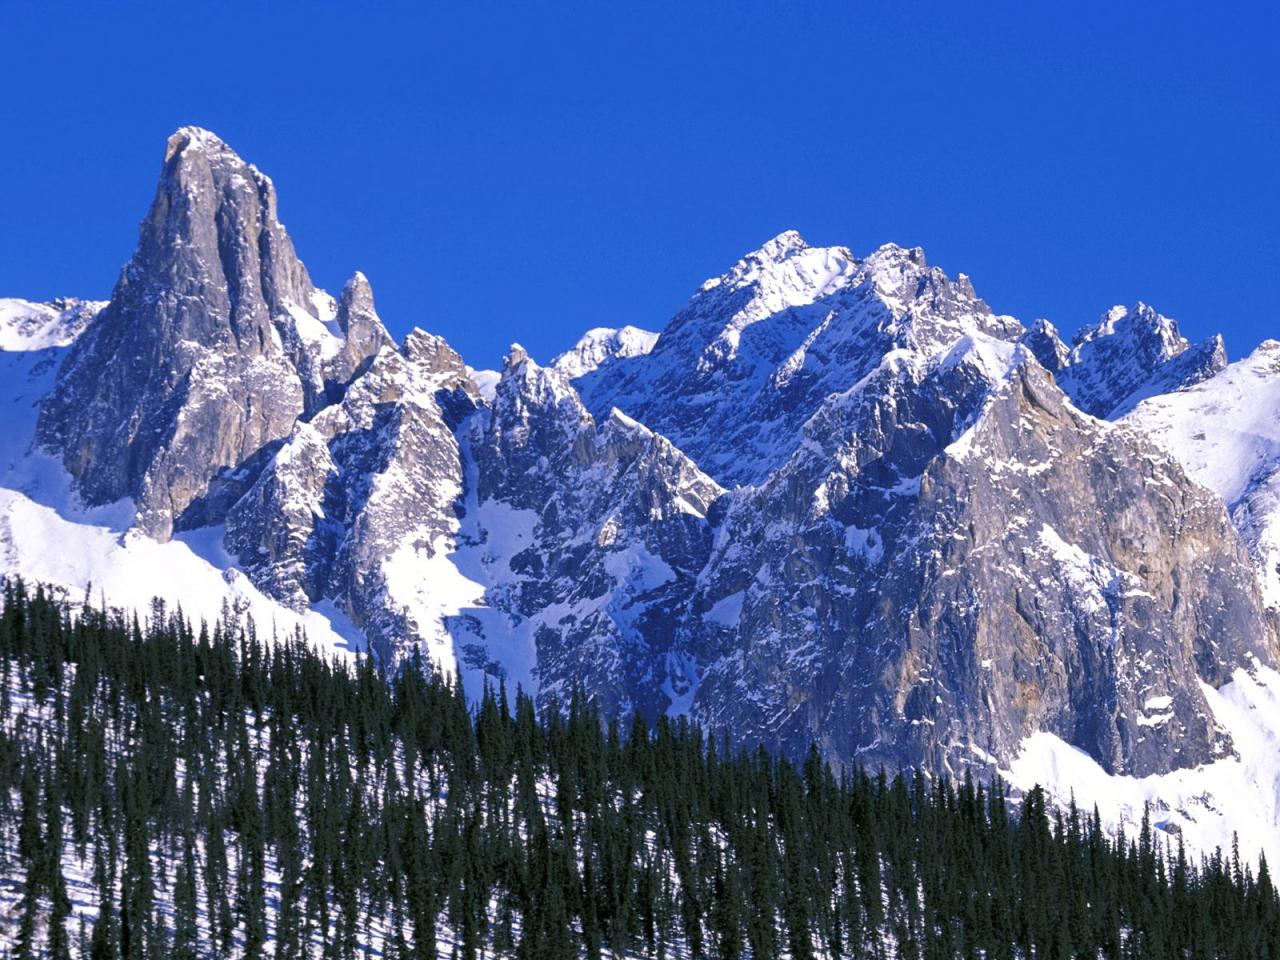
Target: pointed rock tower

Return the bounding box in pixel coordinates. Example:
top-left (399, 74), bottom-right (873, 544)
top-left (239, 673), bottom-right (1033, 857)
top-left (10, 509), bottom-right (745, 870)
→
top-left (36, 127), bottom-right (389, 538)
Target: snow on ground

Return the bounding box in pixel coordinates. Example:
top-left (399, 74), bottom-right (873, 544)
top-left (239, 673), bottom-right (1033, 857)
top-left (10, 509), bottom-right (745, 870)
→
top-left (1126, 340), bottom-right (1280, 607)
top-left (1126, 340), bottom-right (1280, 505)
top-left (1008, 659), bottom-right (1280, 867)
top-left (0, 490), bottom-right (362, 659)
top-left (704, 590), bottom-right (744, 628)
top-left (0, 335), bottom-right (360, 661)
top-left (383, 526), bottom-right (486, 678)
top-left (445, 487), bottom-right (543, 701)
top-left (0, 297), bottom-right (105, 351)
top-left (286, 296), bottom-right (344, 359)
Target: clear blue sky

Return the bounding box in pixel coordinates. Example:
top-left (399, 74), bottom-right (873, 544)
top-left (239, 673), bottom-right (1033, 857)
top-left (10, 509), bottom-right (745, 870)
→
top-left (1, 1), bottom-right (1276, 367)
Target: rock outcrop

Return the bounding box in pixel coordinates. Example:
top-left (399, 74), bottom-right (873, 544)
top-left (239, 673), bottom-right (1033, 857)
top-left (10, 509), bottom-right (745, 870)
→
top-left (36, 128), bottom-right (388, 538)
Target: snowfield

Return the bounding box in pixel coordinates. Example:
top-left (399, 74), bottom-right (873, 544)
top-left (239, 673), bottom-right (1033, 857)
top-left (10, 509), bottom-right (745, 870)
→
top-left (1008, 659), bottom-right (1280, 868)
top-left (0, 332), bottom-right (362, 661)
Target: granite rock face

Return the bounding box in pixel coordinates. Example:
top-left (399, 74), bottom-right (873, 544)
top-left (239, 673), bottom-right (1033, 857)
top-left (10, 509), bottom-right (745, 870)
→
top-left (675, 345), bottom-right (1270, 776)
top-left (19, 129), bottom-right (1280, 786)
top-left (35, 128), bottom-right (387, 538)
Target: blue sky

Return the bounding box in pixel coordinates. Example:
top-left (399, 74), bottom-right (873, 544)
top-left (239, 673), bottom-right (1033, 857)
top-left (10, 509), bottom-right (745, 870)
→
top-left (1, 1), bottom-right (1276, 367)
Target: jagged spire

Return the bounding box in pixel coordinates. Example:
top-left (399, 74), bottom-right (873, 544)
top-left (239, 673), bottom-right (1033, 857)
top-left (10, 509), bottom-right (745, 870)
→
top-left (140, 126), bottom-right (318, 333)
top-left (335, 271), bottom-right (394, 375)
top-left (36, 128), bottom-right (325, 539)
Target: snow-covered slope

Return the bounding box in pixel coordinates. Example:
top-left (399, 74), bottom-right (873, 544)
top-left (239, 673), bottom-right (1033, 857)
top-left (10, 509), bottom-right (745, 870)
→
top-left (0, 304), bottom-right (362, 660)
top-left (0, 297), bottom-right (106, 350)
top-left (1125, 340), bottom-right (1280, 608)
top-left (1008, 658), bottom-right (1280, 868)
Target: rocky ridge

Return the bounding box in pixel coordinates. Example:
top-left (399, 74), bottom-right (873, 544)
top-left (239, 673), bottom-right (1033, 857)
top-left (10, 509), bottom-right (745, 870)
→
top-left (9, 128), bottom-right (1280, 792)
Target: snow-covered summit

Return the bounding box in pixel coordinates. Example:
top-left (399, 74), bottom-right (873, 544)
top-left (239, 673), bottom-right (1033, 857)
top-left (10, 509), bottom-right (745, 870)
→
top-left (574, 233), bottom-right (1022, 486)
top-left (1040, 303), bottom-right (1226, 418)
top-left (551, 325), bottom-right (659, 379)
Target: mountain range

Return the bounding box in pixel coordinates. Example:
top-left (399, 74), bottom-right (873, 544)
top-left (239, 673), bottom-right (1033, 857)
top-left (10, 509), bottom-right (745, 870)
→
top-left (4, 128), bottom-right (1280, 863)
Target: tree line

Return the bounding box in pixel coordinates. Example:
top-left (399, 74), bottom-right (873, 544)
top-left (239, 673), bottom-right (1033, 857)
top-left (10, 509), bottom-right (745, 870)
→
top-left (0, 577), bottom-right (1276, 959)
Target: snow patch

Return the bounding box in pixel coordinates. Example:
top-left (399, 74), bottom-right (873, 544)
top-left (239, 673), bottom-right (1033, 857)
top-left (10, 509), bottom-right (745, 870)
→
top-left (704, 590), bottom-right (744, 628)
top-left (843, 526), bottom-right (884, 563)
top-left (1009, 662), bottom-right (1280, 868)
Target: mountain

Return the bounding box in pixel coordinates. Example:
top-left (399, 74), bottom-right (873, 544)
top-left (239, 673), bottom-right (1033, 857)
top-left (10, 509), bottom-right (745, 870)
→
top-left (572, 231), bottom-right (1023, 486)
top-left (1024, 302), bottom-right (1226, 418)
top-left (668, 337), bottom-right (1270, 777)
top-left (35, 127), bottom-right (391, 540)
top-left (565, 240), bottom-right (1270, 779)
top-left (5, 128), bottom-right (1280, 862)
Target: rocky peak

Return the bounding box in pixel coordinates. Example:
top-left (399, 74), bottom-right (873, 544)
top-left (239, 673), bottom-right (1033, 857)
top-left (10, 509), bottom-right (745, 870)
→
top-left (1020, 318), bottom-right (1070, 373)
top-left (681, 333), bottom-right (1274, 778)
top-left (692, 230), bottom-right (857, 321)
top-left (147, 126), bottom-right (318, 336)
top-left (164, 125), bottom-right (228, 162)
top-left (336, 271), bottom-right (376, 329)
top-left (1056, 303), bottom-right (1226, 418)
top-left (34, 128), bottom-right (385, 539)
top-left (574, 234), bottom-right (1022, 486)
top-left (854, 244), bottom-right (1022, 351)
top-left (333, 272), bottom-right (394, 380)
top-left (756, 227), bottom-right (810, 259)
top-left (481, 348), bottom-right (591, 501)
top-left (401, 327), bottom-right (464, 374)
top-left (224, 323), bottom-right (480, 664)
top-left (1071, 303), bottom-right (1186, 369)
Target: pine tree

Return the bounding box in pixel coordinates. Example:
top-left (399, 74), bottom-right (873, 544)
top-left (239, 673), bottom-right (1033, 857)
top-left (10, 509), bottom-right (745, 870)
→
top-left (173, 832), bottom-right (199, 960)
top-left (2, 578), bottom-right (1277, 960)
